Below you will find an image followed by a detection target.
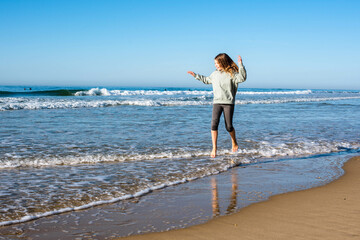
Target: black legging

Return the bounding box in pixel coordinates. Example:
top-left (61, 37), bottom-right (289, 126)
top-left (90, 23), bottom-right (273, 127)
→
top-left (211, 104), bottom-right (235, 132)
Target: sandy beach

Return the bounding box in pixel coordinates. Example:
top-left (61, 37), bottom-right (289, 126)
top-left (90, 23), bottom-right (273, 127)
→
top-left (120, 156), bottom-right (360, 240)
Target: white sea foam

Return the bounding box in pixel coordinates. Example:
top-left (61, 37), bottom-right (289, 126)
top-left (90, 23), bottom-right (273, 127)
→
top-left (0, 98), bottom-right (210, 111)
top-left (0, 150), bottom-right (211, 168)
top-left (74, 88), bottom-right (314, 97)
top-left (235, 96), bottom-right (360, 105)
top-left (75, 88), bottom-right (112, 96)
top-left (74, 88), bottom-right (213, 96)
top-left (238, 90), bottom-right (312, 95)
top-left (1, 141), bottom-right (358, 169)
top-left (237, 141), bottom-right (358, 159)
top-left (1, 96), bottom-right (360, 111)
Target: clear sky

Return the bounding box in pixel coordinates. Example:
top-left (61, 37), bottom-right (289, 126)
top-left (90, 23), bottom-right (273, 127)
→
top-left (0, 0), bottom-right (359, 89)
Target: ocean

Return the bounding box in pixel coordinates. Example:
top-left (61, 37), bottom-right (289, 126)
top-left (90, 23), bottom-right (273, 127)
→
top-left (0, 86), bottom-right (360, 238)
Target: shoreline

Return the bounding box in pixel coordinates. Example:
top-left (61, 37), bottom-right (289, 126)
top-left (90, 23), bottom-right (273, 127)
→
top-left (120, 156), bottom-right (360, 240)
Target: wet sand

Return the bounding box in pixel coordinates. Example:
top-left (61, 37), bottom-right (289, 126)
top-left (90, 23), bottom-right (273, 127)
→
top-left (120, 156), bottom-right (360, 240)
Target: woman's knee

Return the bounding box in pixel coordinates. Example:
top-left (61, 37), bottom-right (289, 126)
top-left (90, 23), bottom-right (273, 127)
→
top-left (225, 124), bottom-right (234, 132)
top-left (211, 122), bottom-right (219, 131)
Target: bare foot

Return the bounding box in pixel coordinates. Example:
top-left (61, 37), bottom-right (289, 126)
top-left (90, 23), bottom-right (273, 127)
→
top-left (232, 144), bottom-right (238, 152)
top-left (211, 148), bottom-right (217, 158)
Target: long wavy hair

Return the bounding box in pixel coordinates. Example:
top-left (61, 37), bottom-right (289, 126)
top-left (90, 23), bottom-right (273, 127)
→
top-left (215, 53), bottom-right (239, 77)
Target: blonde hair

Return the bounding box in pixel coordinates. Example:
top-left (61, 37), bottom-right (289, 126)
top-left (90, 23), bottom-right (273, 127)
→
top-left (215, 53), bottom-right (239, 77)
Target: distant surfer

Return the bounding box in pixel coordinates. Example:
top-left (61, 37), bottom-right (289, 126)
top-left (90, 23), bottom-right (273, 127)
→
top-left (188, 53), bottom-right (247, 158)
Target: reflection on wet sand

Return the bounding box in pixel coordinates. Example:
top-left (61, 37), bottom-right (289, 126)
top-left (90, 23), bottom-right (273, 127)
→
top-left (211, 178), bottom-right (220, 217)
top-left (211, 171), bottom-right (238, 217)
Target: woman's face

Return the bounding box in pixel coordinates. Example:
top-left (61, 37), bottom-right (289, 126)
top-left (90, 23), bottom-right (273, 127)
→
top-left (214, 60), bottom-right (222, 71)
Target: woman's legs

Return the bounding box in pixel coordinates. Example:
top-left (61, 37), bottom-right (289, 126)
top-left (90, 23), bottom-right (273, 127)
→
top-left (211, 104), bottom-right (238, 157)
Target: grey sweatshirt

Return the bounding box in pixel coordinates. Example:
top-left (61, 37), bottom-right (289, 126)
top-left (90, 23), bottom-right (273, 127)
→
top-left (194, 64), bottom-right (247, 104)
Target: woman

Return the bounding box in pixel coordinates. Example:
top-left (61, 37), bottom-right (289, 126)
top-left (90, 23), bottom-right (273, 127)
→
top-left (188, 53), bottom-right (247, 157)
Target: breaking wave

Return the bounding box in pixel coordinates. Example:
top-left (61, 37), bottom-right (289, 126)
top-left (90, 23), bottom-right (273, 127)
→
top-left (74, 88), bottom-right (313, 96)
top-left (2, 140), bottom-right (359, 169)
top-left (1, 96), bottom-right (359, 111)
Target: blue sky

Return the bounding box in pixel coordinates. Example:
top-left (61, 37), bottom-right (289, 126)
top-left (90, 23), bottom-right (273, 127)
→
top-left (0, 0), bottom-right (359, 89)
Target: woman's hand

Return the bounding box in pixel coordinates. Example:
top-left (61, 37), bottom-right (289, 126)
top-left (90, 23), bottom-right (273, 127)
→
top-left (187, 71), bottom-right (195, 77)
top-left (238, 55), bottom-right (243, 65)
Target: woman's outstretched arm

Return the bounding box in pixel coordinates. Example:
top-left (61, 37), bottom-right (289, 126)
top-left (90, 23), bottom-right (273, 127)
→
top-left (187, 71), bottom-right (212, 84)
